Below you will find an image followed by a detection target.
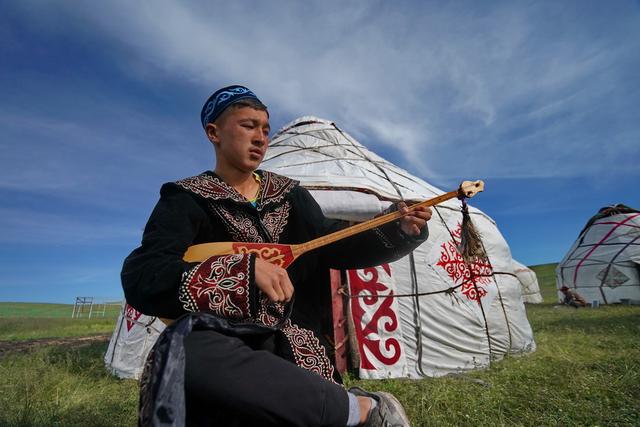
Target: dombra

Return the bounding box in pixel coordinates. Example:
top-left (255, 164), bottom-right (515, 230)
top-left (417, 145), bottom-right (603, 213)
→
top-left (183, 180), bottom-right (485, 268)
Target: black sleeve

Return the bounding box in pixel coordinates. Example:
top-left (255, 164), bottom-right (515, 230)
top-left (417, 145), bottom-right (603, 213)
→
top-left (295, 187), bottom-right (428, 270)
top-left (121, 186), bottom-right (204, 318)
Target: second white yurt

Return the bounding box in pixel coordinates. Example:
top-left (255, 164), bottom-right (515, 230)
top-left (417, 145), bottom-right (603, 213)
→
top-left (556, 205), bottom-right (640, 305)
top-left (512, 260), bottom-right (544, 304)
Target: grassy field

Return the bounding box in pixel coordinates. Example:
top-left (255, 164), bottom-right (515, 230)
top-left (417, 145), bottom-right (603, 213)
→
top-left (0, 302), bottom-right (121, 341)
top-left (1, 265), bottom-right (639, 426)
top-left (0, 317), bottom-right (119, 341)
top-left (349, 299), bottom-right (639, 426)
top-left (0, 302), bottom-right (122, 319)
top-left (528, 263), bottom-right (559, 302)
top-left (0, 343), bottom-right (138, 426)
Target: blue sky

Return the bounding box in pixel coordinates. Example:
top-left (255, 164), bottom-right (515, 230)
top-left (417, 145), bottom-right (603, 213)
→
top-left (1, 1), bottom-right (638, 303)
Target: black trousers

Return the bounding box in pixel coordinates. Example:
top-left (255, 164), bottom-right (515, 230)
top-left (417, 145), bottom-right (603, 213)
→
top-left (183, 329), bottom-right (350, 427)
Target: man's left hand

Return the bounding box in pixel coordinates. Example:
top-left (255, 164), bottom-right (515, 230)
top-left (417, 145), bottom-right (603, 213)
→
top-left (398, 202), bottom-right (432, 236)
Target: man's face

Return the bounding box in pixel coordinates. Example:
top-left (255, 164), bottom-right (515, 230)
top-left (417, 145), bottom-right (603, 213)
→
top-left (208, 106), bottom-right (270, 173)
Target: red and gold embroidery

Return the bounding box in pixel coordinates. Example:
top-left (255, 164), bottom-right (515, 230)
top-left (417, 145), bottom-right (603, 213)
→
top-left (258, 172), bottom-right (298, 208)
top-left (175, 171), bottom-right (297, 208)
top-left (281, 321), bottom-right (336, 382)
top-left (179, 254), bottom-right (252, 319)
top-left (256, 296), bottom-right (287, 327)
top-left (175, 172), bottom-right (294, 244)
top-left (261, 201), bottom-right (291, 242)
top-left (175, 174), bottom-right (247, 203)
top-left (210, 203), bottom-right (264, 243)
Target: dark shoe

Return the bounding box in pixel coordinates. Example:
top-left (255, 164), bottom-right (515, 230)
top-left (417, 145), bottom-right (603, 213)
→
top-left (349, 387), bottom-right (411, 427)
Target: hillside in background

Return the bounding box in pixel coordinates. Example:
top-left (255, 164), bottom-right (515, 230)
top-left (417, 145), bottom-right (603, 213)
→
top-left (529, 263), bottom-right (558, 302)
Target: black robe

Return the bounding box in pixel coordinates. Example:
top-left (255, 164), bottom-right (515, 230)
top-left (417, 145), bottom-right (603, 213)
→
top-left (121, 170), bottom-right (427, 425)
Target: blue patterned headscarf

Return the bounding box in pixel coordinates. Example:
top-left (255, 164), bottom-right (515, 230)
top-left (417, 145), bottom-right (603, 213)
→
top-left (200, 85), bottom-right (265, 128)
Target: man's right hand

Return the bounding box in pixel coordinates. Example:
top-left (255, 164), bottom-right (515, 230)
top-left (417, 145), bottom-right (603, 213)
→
top-left (254, 257), bottom-right (294, 303)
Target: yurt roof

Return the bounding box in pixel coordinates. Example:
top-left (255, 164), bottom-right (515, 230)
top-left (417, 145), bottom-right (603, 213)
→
top-left (577, 204), bottom-right (640, 240)
top-left (265, 116), bottom-right (469, 214)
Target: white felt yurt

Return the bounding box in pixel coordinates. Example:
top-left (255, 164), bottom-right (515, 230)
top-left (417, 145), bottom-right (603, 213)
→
top-left (104, 302), bottom-right (165, 379)
top-left (512, 260), bottom-right (543, 303)
top-left (262, 117), bottom-right (536, 378)
top-left (556, 205), bottom-right (640, 305)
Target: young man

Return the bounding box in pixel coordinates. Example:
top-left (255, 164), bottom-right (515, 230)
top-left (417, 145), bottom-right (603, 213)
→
top-left (122, 85), bottom-right (432, 426)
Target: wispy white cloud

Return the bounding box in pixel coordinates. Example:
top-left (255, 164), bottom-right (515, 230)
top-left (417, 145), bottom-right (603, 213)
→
top-left (0, 109), bottom-right (207, 202)
top-left (7, 1), bottom-right (638, 182)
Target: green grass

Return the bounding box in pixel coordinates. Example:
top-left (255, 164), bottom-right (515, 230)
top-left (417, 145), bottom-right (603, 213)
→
top-left (1, 268), bottom-right (639, 426)
top-left (529, 263), bottom-right (559, 302)
top-left (0, 302), bottom-right (121, 319)
top-left (0, 343), bottom-right (138, 426)
top-left (0, 302), bottom-right (122, 341)
top-left (345, 263), bottom-right (640, 426)
top-left (347, 304), bottom-right (640, 426)
top-left (0, 317), bottom-right (118, 341)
